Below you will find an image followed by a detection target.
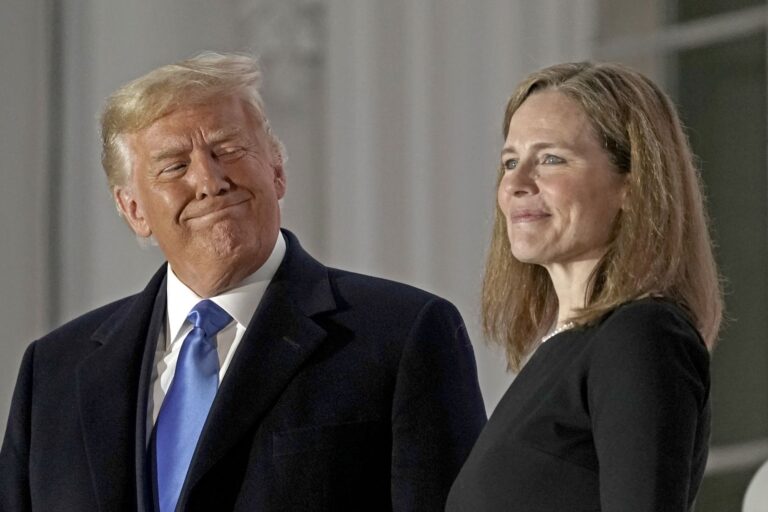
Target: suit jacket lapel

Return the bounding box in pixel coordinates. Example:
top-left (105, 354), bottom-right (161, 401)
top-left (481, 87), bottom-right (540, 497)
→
top-left (135, 275), bottom-right (168, 512)
top-left (181, 231), bottom-right (336, 499)
top-left (76, 267), bottom-right (167, 512)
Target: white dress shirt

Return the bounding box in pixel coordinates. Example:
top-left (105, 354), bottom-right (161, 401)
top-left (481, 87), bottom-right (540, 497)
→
top-left (147, 232), bottom-right (286, 434)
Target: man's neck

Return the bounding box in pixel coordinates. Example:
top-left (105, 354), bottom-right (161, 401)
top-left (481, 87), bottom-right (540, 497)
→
top-left (168, 231), bottom-right (283, 298)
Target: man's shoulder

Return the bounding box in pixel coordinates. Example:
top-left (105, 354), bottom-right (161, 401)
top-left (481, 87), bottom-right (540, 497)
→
top-left (327, 267), bottom-right (459, 316)
top-left (36, 265), bottom-right (167, 349)
top-left (36, 293), bottom-right (142, 347)
top-left (330, 267), bottom-right (433, 298)
top-left (282, 230), bottom-right (464, 322)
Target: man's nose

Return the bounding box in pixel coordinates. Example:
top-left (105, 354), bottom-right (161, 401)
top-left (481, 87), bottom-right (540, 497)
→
top-left (191, 152), bottom-right (231, 199)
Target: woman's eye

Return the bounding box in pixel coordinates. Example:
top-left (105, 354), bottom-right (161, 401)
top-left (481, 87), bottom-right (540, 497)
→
top-left (542, 154), bottom-right (565, 165)
top-left (503, 158), bottom-right (518, 170)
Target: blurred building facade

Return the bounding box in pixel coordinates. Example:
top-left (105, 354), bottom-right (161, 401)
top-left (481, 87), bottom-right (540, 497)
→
top-left (1, 1), bottom-right (765, 509)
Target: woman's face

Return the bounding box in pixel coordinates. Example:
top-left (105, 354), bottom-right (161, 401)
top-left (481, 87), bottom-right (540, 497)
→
top-left (498, 89), bottom-right (627, 271)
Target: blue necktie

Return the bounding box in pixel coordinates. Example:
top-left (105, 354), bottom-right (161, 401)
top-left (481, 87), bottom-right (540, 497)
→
top-left (155, 299), bottom-right (232, 512)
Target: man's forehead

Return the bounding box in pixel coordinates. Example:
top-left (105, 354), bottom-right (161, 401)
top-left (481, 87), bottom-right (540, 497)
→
top-left (147, 96), bottom-right (259, 131)
top-left (139, 109), bottom-right (260, 146)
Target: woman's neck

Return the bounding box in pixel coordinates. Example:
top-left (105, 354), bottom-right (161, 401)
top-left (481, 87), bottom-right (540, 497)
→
top-left (544, 257), bottom-right (602, 324)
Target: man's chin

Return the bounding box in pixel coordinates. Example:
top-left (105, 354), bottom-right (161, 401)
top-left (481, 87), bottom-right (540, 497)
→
top-left (189, 223), bottom-right (246, 258)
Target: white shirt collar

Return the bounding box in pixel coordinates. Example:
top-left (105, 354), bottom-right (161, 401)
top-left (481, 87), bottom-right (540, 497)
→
top-left (165, 231), bottom-right (287, 345)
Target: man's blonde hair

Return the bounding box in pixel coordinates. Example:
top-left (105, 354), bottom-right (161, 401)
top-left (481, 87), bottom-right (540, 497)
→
top-left (101, 51), bottom-right (282, 191)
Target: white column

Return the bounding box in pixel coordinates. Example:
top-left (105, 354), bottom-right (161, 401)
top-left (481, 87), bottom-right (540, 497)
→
top-left (325, 1), bottom-right (378, 270)
top-left (0, 0), bottom-right (51, 427)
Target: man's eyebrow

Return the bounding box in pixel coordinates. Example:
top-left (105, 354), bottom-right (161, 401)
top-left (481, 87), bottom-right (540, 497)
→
top-left (207, 127), bottom-right (242, 144)
top-left (149, 128), bottom-right (244, 161)
top-left (150, 140), bottom-right (191, 162)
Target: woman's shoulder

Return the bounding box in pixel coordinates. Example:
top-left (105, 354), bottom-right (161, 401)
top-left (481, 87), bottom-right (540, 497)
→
top-left (599, 297), bottom-right (701, 340)
top-left (587, 297), bottom-right (708, 366)
top-left (585, 297), bottom-right (710, 407)
top-left (605, 296), bottom-right (693, 325)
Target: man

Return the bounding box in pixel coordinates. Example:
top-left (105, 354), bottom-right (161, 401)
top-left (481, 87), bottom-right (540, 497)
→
top-left (0, 52), bottom-right (486, 511)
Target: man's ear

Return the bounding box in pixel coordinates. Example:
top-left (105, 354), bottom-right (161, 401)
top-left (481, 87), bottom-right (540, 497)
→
top-left (114, 186), bottom-right (152, 237)
top-left (274, 163), bottom-right (286, 200)
top-left (271, 145), bottom-right (286, 200)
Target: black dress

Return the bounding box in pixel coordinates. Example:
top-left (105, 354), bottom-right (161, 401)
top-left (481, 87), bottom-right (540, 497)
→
top-left (446, 299), bottom-right (710, 512)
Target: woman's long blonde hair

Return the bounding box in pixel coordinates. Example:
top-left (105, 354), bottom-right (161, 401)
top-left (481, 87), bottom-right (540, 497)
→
top-left (483, 62), bottom-right (723, 371)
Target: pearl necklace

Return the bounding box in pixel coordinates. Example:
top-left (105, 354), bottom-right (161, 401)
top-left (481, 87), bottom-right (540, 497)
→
top-left (541, 321), bottom-right (575, 344)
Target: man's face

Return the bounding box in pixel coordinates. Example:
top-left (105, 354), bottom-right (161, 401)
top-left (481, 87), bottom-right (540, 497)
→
top-left (115, 95), bottom-right (285, 291)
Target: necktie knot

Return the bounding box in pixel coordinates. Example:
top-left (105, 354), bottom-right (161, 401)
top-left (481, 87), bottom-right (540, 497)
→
top-left (187, 299), bottom-right (232, 338)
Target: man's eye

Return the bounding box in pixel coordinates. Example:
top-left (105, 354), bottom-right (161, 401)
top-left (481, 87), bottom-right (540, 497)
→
top-left (161, 163), bottom-right (187, 173)
top-left (542, 154), bottom-right (565, 165)
top-left (215, 147), bottom-right (246, 162)
top-left (503, 158), bottom-right (518, 170)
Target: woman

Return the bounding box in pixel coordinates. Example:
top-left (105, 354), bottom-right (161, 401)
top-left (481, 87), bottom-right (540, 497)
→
top-left (446, 62), bottom-right (722, 511)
